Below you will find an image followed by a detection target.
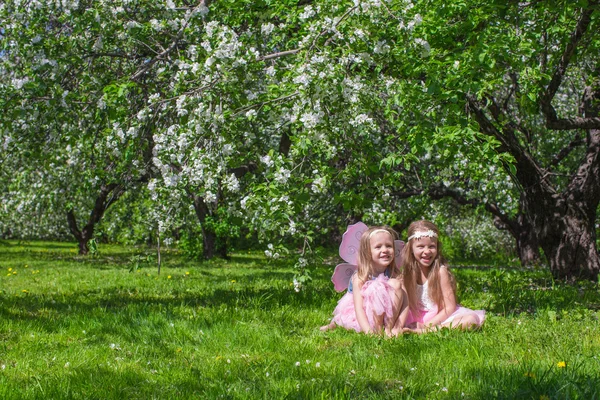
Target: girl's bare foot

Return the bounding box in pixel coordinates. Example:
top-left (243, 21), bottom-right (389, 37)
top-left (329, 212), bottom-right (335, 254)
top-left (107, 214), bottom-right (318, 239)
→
top-left (391, 327), bottom-right (403, 336)
top-left (320, 322), bottom-right (335, 331)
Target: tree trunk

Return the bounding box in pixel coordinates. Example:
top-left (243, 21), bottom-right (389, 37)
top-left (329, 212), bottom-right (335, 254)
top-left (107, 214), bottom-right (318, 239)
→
top-left (67, 209), bottom-right (93, 255)
top-left (525, 194), bottom-right (600, 280)
top-left (66, 183), bottom-right (124, 255)
top-left (202, 228), bottom-right (217, 260)
top-left (192, 194), bottom-right (223, 260)
top-left (514, 226), bottom-right (541, 267)
top-left (493, 211), bottom-right (541, 267)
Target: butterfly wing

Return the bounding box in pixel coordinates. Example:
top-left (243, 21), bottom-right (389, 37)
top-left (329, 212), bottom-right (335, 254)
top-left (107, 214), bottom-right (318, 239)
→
top-left (394, 240), bottom-right (405, 269)
top-left (331, 263), bottom-right (358, 292)
top-left (338, 222), bottom-right (368, 264)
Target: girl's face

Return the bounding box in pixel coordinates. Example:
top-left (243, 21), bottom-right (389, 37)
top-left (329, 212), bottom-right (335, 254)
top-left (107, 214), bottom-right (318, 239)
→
top-left (369, 231), bottom-right (394, 274)
top-left (411, 236), bottom-right (438, 269)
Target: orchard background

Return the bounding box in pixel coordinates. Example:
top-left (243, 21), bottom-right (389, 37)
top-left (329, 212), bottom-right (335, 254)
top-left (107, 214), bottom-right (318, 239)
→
top-left (1, 0), bottom-right (600, 282)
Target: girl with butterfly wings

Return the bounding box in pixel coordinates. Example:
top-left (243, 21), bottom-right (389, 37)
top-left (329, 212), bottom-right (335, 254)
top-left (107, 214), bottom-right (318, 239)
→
top-left (320, 223), bottom-right (409, 337)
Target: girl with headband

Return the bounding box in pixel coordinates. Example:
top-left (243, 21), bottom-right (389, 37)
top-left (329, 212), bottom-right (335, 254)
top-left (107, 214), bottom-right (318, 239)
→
top-left (401, 220), bottom-right (485, 333)
top-left (321, 226), bottom-right (408, 336)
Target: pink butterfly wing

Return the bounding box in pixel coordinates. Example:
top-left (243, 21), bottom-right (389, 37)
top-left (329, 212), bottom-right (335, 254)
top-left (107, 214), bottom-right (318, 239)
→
top-left (331, 263), bottom-right (358, 292)
top-left (394, 240), bottom-right (405, 269)
top-left (338, 222), bottom-right (368, 264)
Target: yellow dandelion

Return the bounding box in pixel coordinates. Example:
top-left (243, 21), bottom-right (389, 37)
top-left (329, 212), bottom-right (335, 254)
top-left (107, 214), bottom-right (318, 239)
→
top-left (22, 289), bottom-right (29, 293)
top-left (185, 271), bottom-right (190, 275)
top-left (24, 265), bottom-right (28, 268)
top-left (230, 280), bottom-right (236, 283)
top-left (557, 361), bottom-right (566, 368)
top-left (8, 268), bottom-right (12, 271)
top-left (167, 275), bottom-right (172, 279)
top-left (12, 271), bottom-right (17, 275)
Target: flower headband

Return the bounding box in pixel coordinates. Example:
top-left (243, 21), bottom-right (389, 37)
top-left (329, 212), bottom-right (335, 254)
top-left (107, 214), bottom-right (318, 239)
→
top-left (407, 230), bottom-right (438, 241)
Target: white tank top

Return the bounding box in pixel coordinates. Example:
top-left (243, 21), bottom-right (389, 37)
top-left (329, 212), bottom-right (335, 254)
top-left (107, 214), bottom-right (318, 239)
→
top-left (416, 280), bottom-right (436, 311)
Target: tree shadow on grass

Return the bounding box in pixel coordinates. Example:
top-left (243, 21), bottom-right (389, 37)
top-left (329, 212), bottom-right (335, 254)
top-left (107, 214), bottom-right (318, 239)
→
top-left (0, 281), bottom-right (336, 334)
top-left (453, 267), bottom-right (600, 317)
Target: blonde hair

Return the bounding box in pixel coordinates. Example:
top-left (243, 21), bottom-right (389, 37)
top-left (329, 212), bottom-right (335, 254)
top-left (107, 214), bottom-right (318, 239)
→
top-left (356, 226), bottom-right (400, 283)
top-left (401, 220), bottom-right (456, 314)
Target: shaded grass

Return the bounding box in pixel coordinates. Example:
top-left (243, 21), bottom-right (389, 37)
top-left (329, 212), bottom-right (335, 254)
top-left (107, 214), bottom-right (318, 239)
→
top-left (0, 240), bottom-right (599, 399)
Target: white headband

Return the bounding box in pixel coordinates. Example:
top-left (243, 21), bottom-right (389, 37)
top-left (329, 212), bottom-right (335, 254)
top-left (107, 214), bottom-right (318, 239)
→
top-left (407, 230), bottom-right (438, 241)
top-left (369, 229), bottom-right (391, 238)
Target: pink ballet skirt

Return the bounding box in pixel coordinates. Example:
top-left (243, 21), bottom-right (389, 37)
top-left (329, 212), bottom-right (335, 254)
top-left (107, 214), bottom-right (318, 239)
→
top-left (405, 304), bottom-right (486, 327)
top-left (330, 274), bottom-right (396, 332)
top-left (405, 280), bottom-right (485, 328)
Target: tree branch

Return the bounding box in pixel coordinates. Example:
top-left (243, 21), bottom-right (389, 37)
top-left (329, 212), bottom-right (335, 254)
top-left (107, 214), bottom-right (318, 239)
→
top-left (130, 1), bottom-right (207, 81)
top-left (427, 185), bottom-right (514, 229)
top-left (547, 133), bottom-right (584, 169)
top-left (540, 3), bottom-right (600, 130)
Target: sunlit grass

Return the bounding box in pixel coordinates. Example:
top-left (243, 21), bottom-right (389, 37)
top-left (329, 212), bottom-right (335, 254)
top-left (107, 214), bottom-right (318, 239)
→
top-left (1, 240), bottom-right (599, 399)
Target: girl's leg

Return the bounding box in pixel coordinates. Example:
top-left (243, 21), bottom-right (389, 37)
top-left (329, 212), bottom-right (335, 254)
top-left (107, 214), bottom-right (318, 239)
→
top-left (441, 314), bottom-right (479, 330)
top-left (391, 290), bottom-right (408, 336)
top-left (373, 312), bottom-right (385, 334)
top-left (387, 279), bottom-right (408, 336)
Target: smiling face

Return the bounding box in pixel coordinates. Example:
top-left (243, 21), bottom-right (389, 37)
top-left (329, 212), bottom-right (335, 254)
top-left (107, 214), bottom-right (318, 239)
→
top-left (411, 236), bottom-right (438, 270)
top-left (369, 231), bottom-right (394, 274)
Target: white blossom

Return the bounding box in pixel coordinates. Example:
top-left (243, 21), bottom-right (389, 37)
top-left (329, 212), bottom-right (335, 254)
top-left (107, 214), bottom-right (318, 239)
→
top-left (299, 6), bottom-right (315, 20)
top-left (260, 155), bottom-right (274, 167)
top-left (261, 23), bottom-right (275, 36)
top-left (165, 0), bottom-right (176, 10)
top-left (414, 38), bottom-right (430, 56)
top-left (274, 167), bottom-right (290, 184)
top-left (311, 176), bottom-right (326, 193)
top-left (299, 112), bottom-right (321, 129)
top-left (205, 190), bottom-right (217, 203)
top-left (224, 174), bottom-right (239, 192)
top-left (350, 114), bottom-right (373, 127)
top-left (293, 279), bottom-right (302, 292)
top-left (374, 40), bottom-right (390, 54)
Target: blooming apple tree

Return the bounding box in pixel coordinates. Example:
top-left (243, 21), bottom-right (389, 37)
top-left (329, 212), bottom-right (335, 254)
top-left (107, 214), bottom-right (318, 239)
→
top-left (2, 0), bottom-right (599, 281)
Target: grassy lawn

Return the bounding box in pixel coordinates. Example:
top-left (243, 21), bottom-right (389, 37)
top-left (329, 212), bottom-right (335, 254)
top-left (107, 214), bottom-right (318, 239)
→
top-left (0, 240), bottom-right (599, 399)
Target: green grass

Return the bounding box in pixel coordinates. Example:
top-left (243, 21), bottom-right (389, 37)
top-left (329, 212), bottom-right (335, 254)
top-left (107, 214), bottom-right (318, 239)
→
top-left (1, 240), bottom-right (599, 399)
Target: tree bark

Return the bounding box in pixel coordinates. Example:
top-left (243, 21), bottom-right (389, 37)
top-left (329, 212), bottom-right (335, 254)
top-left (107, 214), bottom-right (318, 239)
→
top-left (66, 183), bottom-right (124, 255)
top-left (492, 213), bottom-right (541, 267)
top-left (191, 194), bottom-right (225, 260)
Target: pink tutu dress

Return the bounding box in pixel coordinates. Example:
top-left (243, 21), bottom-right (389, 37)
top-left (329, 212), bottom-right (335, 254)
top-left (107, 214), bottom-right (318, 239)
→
top-left (406, 279), bottom-right (485, 327)
top-left (330, 273), bottom-right (396, 332)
